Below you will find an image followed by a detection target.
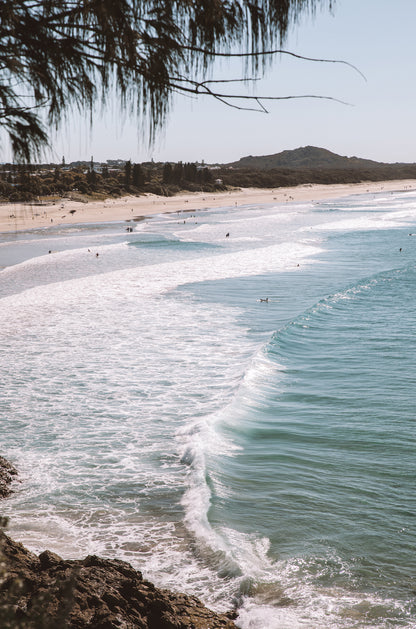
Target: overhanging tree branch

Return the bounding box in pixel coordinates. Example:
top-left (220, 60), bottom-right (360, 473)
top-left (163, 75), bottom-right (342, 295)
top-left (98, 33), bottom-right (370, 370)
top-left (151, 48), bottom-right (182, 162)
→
top-left (178, 45), bottom-right (367, 82)
top-left (165, 77), bottom-right (353, 110)
top-left (0, 0), bottom-right (351, 162)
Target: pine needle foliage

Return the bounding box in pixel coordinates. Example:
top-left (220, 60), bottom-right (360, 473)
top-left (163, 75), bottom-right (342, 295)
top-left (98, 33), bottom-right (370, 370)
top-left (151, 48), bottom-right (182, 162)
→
top-left (0, 0), bottom-right (332, 162)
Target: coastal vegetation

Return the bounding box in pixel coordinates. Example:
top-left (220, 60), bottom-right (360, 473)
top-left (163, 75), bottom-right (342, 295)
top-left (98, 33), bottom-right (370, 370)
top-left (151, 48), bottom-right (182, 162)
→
top-left (0, 159), bottom-right (223, 203)
top-left (219, 163), bottom-right (416, 188)
top-left (1, 147), bottom-right (416, 204)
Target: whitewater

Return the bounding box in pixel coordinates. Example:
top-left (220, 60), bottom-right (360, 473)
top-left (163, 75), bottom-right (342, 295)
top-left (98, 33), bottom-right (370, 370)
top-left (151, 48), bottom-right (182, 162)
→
top-left (1, 190), bottom-right (415, 628)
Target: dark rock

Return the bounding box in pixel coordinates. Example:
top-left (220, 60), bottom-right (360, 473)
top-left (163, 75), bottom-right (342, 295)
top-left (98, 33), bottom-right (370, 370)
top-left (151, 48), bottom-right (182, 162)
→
top-left (0, 457), bottom-right (238, 626)
top-left (0, 532), bottom-right (238, 628)
top-left (39, 550), bottom-right (62, 570)
top-left (0, 456), bottom-right (18, 498)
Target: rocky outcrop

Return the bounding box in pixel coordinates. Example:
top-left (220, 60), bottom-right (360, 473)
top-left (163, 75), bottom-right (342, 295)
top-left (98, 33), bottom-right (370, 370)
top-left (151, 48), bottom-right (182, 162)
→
top-left (0, 454), bottom-right (238, 629)
top-left (0, 532), bottom-right (238, 628)
top-left (0, 456), bottom-right (18, 498)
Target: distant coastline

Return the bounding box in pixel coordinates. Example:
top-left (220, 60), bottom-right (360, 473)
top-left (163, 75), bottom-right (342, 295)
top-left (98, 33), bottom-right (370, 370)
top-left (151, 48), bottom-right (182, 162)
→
top-left (3, 146), bottom-right (416, 212)
top-left (1, 179), bottom-right (416, 234)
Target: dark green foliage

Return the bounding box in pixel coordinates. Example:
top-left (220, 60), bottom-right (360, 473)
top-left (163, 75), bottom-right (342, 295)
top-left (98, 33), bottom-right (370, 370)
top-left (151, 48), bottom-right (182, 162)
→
top-left (161, 161), bottom-right (214, 186)
top-left (228, 145), bottom-right (386, 170)
top-left (124, 160), bottom-right (132, 188)
top-left (0, 0), bottom-right (331, 162)
top-left (173, 162), bottom-right (183, 184)
top-left (162, 163), bottom-right (173, 184)
top-left (132, 163), bottom-right (144, 187)
top-left (219, 165), bottom-right (416, 188)
top-left (86, 167), bottom-right (97, 188)
top-left (183, 162), bottom-right (197, 182)
top-left (200, 167), bottom-right (213, 184)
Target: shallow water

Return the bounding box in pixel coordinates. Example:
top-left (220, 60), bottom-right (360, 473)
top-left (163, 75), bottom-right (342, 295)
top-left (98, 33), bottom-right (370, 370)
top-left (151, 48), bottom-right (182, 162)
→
top-left (1, 190), bottom-right (415, 627)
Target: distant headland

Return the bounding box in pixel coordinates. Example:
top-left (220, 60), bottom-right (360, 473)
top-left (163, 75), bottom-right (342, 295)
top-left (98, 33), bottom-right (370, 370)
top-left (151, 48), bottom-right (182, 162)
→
top-left (2, 146), bottom-right (416, 205)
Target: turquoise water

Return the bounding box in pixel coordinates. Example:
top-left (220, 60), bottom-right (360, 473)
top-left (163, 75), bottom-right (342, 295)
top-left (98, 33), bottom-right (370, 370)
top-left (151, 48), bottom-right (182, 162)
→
top-left (0, 190), bottom-right (415, 627)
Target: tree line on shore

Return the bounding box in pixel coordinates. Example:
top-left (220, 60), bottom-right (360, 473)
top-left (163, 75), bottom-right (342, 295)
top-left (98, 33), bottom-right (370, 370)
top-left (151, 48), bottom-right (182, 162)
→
top-left (2, 158), bottom-right (416, 204)
top-left (219, 164), bottom-right (416, 188)
top-left (0, 160), bottom-right (222, 203)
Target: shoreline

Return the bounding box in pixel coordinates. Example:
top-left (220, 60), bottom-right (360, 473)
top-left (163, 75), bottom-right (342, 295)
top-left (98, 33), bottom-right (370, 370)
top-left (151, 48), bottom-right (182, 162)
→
top-left (1, 179), bottom-right (416, 234)
top-left (2, 186), bottom-right (415, 627)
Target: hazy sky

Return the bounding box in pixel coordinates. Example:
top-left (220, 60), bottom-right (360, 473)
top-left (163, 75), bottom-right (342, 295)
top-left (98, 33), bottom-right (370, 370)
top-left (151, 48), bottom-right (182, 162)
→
top-left (49, 1), bottom-right (416, 164)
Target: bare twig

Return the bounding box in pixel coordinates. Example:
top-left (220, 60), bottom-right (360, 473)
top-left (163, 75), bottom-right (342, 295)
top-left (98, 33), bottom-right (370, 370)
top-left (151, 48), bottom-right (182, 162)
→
top-left (179, 45), bottom-right (367, 82)
top-left (167, 77), bottom-right (353, 110)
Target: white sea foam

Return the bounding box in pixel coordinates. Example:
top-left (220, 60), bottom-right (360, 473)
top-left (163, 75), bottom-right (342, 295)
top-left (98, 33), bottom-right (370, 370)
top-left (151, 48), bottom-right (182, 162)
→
top-left (2, 281), bottom-right (257, 609)
top-left (178, 413), bottom-right (241, 559)
top-left (308, 214), bottom-right (407, 232)
top-left (173, 204), bottom-right (315, 245)
top-left (0, 239), bottom-right (320, 320)
top-left (2, 196), bottom-right (416, 628)
top-left (242, 349), bottom-right (286, 390)
top-left (309, 194), bottom-right (416, 232)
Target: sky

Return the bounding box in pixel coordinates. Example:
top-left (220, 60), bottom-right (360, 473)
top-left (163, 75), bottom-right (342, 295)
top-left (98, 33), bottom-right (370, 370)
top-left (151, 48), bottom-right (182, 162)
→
top-left (22, 1), bottom-right (416, 164)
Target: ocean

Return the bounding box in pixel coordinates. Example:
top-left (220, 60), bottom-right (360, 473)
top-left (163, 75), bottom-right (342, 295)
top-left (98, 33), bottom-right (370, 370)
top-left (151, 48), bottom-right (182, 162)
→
top-left (0, 189), bottom-right (415, 628)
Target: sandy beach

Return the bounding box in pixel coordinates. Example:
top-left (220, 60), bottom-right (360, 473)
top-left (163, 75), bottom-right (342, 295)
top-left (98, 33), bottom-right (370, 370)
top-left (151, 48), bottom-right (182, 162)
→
top-left (1, 179), bottom-right (416, 233)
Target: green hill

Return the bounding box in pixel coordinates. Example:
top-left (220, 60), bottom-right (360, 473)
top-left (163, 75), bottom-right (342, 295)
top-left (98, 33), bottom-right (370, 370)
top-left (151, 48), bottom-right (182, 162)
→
top-left (227, 146), bottom-right (396, 170)
top-left (217, 146), bottom-right (416, 189)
